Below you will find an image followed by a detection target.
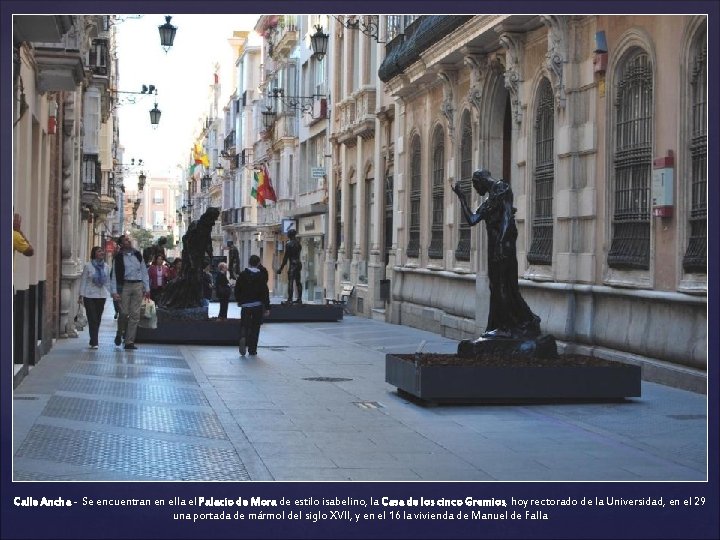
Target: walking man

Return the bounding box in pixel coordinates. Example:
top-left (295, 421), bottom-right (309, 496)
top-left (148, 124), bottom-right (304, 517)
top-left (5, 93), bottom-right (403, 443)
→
top-left (111, 234), bottom-right (150, 350)
top-left (235, 254), bottom-right (270, 356)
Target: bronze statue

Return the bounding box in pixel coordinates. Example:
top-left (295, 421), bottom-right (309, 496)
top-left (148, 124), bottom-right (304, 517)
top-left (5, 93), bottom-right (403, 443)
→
top-left (451, 169), bottom-right (541, 340)
top-left (161, 207), bottom-right (220, 309)
top-left (277, 229), bottom-right (302, 304)
top-left (227, 241), bottom-right (240, 280)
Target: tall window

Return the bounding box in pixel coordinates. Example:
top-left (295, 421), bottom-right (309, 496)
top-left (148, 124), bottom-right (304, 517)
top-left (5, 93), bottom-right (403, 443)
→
top-left (527, 78), bottom-right (555, 265)
top-left (683, 32), bottom-right (707, 274)
top-left (364, 176), bottom-right (373, 260)
top-left (428, 126), bottom-right (445, 259)
top-left (608, 50), bottom-right (653, 270)
top-left (455, 112), bottom-right (472, 261)
top-left (348, 182), bottom-right (357, 256)
top-left (335, 183), bottom-right (342, 258)
top-left (384, 168), bottom-right (394, 265)
top-left (406, 136), bottom-right (421, 258)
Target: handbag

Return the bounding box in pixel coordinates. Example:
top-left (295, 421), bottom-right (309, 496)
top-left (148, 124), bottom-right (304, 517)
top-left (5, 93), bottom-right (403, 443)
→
top-left (74, 305), bottom-right (88, 330)
top-left (138, 298), bottom-right (157, 329)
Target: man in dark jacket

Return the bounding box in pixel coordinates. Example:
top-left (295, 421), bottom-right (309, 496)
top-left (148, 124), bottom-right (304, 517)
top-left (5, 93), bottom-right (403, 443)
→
top-left (111, 234), bottom-right (150, 350)
top-left (234, 254), bottom-right (270, 356)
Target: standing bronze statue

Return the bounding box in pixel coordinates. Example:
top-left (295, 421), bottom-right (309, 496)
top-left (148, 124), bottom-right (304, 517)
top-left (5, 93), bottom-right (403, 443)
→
top-left (161, 207), bottom-right (220, 309)
top-left (277, 229), bottom-right (302, 304)
top-left (451, 169), bottom-right (541, 341)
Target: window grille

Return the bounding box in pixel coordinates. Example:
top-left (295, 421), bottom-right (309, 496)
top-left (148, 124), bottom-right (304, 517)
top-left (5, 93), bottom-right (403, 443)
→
top-left (406, 136), bottom-right (421, 258)
top-left (527, 79), bottom-right (554, 265)
top-left (608, 51), bottom-right (653, 270)
top-left (683, 35), bottom-right (707, 273)
top-left (428, 127), bottom-right (445, 259)
top-left (455, 112), bottom-right (472, 261)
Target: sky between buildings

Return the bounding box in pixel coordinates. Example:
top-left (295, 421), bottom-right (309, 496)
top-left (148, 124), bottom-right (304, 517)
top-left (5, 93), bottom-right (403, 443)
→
top-left (116, 13), bottom-right (261, 186)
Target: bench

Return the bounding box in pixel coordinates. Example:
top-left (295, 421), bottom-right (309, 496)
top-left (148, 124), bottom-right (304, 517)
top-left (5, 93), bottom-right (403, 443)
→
top-left (325, 284), bottom-right (355, 308)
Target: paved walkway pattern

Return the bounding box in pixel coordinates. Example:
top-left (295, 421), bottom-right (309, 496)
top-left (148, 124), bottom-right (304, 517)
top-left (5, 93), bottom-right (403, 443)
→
top-left (13, 303), bottom-right (707, 481)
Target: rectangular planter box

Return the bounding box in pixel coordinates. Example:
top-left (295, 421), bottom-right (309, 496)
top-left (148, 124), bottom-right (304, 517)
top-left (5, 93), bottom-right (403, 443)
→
top-left (385, 354), bottom-right (641, 403)
top-left (136, 303), bottom-right (343, 345)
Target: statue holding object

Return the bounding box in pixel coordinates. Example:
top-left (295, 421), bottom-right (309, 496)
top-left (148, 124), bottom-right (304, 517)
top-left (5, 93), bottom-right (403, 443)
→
top-left (451, 169), bottom-right (550, 356)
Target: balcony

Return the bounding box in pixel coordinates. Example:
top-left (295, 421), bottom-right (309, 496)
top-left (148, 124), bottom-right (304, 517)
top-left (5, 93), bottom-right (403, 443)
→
top-left (335, 87), bottom-right (376, 145)
top-left (14, 15), bottom-right (74, 43)
top-left (273, 15), bottom-right (298, 59)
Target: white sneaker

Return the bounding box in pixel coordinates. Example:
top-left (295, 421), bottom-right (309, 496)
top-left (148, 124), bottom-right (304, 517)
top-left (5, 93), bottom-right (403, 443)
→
top-left (90, 345), bottom-right (99, 350)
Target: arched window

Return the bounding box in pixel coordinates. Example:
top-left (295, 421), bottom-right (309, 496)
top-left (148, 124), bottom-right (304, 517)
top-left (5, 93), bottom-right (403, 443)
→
top-left (455, 112), bottom-right (472, 261)
top-left (406, 135), bottom-right (421, 258)
top-left (608, 50), bottom-right (653, 269)
top-left (527, 78), bottom-right (554, 265)
top-left (428, 126), bottom-right (445, 259)
top-left (683, 31), bottom-right (707, 273)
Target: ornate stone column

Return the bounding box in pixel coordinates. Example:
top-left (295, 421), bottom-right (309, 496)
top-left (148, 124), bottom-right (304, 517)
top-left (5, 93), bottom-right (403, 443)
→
top-left (59, 90), bottom-right (83, 338)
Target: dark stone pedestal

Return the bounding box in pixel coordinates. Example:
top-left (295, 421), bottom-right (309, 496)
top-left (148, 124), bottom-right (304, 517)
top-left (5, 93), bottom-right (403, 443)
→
top-left (265, 303), bottom-right (343, 322)
top-left (385, 351), bottom-right (642, 404)
top-left (135, 303), bottom-right (343, 345)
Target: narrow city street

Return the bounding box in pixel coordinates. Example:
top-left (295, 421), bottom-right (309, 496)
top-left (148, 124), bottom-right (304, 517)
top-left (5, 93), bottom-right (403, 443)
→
top-left (13, 303), bottom-right (706, 482)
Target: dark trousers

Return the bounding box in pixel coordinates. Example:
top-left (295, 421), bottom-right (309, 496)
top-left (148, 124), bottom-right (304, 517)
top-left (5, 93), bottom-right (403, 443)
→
top-left (240, 305), bottom-right (264, 353)
top-left (218, 297), bottom-right (229, 319)
top-left (150, 287), bottom-right (164, 303)
top-left (83, 297), bottom-right (106, 346)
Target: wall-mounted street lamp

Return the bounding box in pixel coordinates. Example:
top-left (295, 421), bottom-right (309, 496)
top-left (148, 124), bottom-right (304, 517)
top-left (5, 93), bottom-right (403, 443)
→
top-left (266, 87), bottom-right (325, 115)
top-left (158, 16), bottom-right (177, 52)
top-left (310, 25), bottom-right (329, 60)
top-left (261, 105), bottom-right (277, 130)
top-left (332, 15), bottom-right (384, 43)
top-left (111, 85), bottom-right (161, 127)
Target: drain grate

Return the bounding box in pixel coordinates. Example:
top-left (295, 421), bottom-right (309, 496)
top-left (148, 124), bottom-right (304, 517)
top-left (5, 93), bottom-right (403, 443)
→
top-left (354, 401), bottom-right (383, 410)
top-left (666, 414), bottom-right (706, 420)
top-left (303, 377), bottom-right (352, 382)
top-left (268, 347), bottom-right (287, 351)
top-left (14, 396), bottom-right (39, 401)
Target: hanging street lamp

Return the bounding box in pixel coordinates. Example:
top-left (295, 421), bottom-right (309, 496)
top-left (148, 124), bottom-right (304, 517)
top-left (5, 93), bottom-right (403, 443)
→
top-left (138, 171), bottom-right (147, 191)
top-left (261, 106), bottom-right (277, 130)
top-left (149, 102), bottom-right (161, 127)
top-left (310, 25), bottom-right (329, 60)
top-left (158, 16), bottom-right (177, 52)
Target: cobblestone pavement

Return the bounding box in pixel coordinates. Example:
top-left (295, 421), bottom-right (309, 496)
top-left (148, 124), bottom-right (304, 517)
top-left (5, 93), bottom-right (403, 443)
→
top-left (13, 302), bottom-right (707, 481)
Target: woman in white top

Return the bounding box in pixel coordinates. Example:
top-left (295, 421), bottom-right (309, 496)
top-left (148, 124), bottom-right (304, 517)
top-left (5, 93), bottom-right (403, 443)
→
top-left (78, 246), bottom-right (113, 349)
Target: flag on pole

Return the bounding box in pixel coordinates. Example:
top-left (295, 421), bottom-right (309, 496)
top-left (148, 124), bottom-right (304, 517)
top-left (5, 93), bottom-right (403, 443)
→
top-left (193, 143), bottom-right (209, 167)
top-left (259, 163), bottom-right (277, 205)
top-left (251, 168), bottom-right (265, 206)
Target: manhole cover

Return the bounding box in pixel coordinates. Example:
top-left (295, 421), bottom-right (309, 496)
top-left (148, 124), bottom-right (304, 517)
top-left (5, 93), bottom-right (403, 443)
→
top-left (14, 396), bottom-right (39, 400)
top-left (667, 414), bottom-right (706, 420)
top-left (302, 377), bottom-right (352, 382)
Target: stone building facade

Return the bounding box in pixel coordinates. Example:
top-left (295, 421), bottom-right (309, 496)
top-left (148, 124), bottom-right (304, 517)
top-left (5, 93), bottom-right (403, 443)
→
top-left (377, 15), bottom-right (706, 375)
top-left (12, 15), bottom-right (123, 385)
